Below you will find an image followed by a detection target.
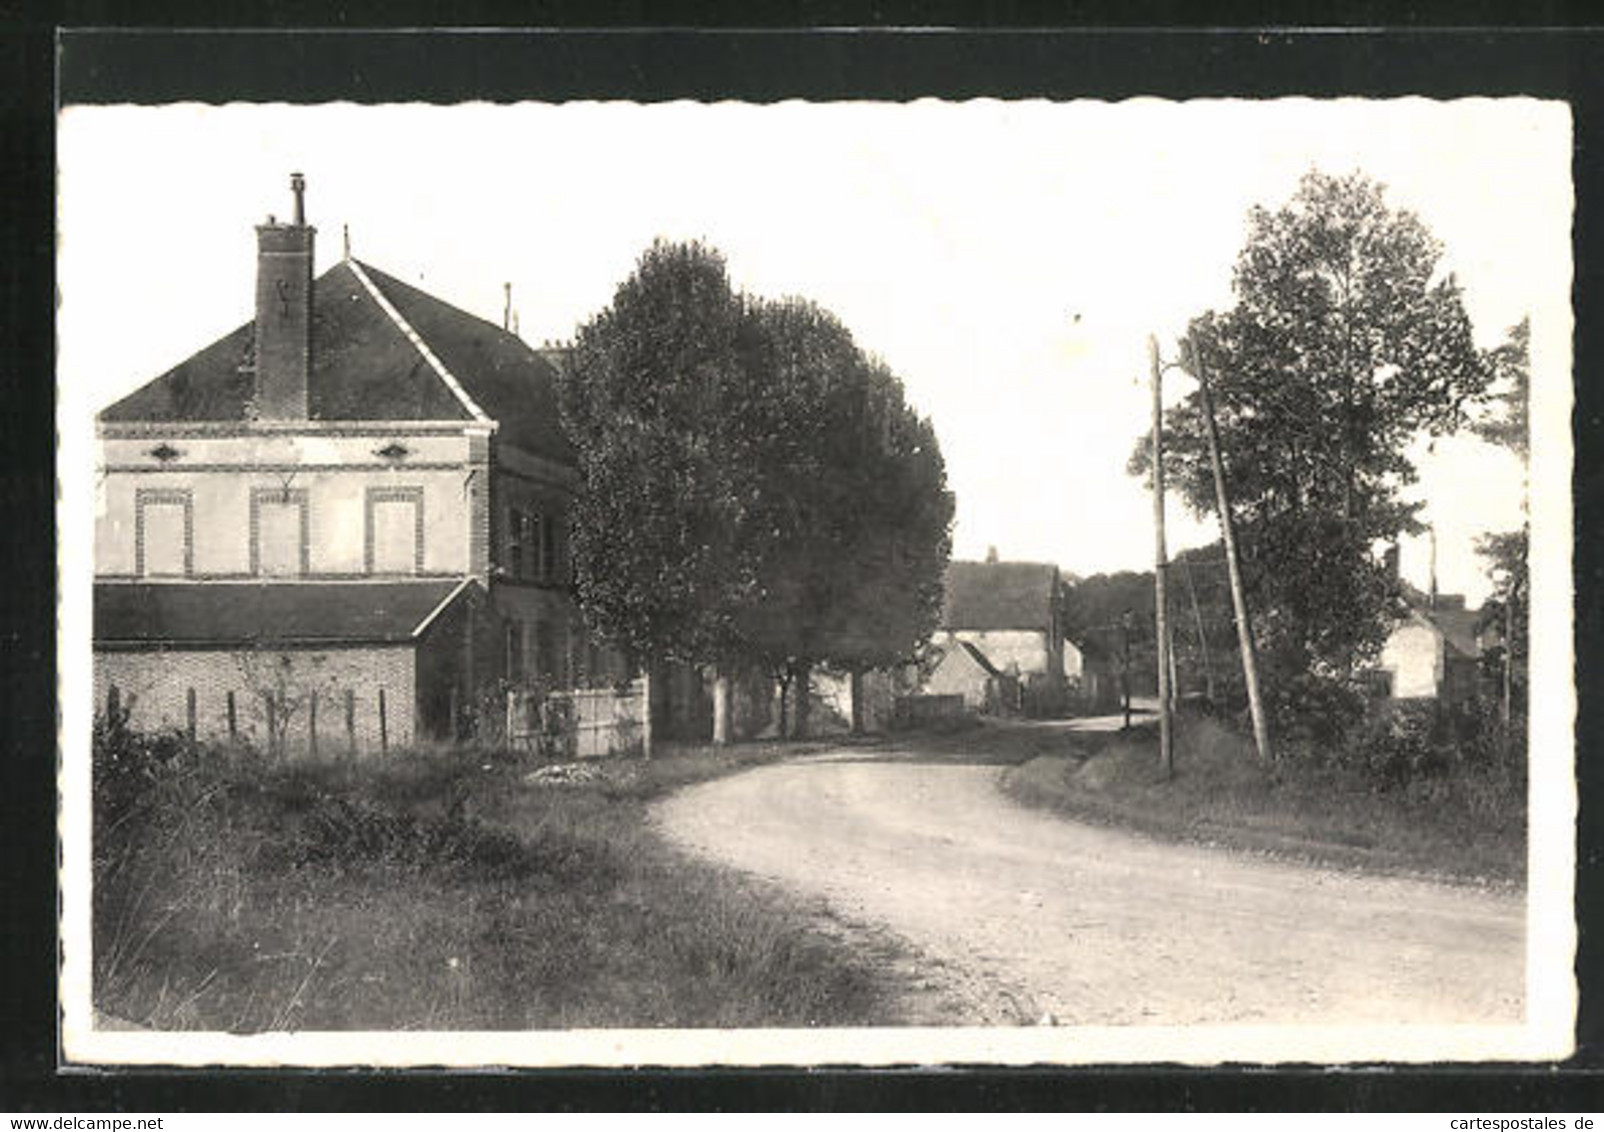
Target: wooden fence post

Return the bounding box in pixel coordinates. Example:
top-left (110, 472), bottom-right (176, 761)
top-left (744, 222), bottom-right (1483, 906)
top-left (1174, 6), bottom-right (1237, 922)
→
top-left (308, 689), bottom-right (319, 759)
top-left (378, 687), bottom-right (389, 755)
top-left (186, 687), bottom-right (197, 747)
top-left (345, 689), bottom-right (356, 758)
top-left (106, 684), bottom-right (120, 723)
top-left (226, 690), bottom-right (237, 741)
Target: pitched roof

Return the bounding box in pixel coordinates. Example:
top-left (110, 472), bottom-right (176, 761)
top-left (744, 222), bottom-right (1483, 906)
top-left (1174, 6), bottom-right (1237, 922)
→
top-left (1417, 606), bottom-right (1482, 659)
top-left (94, 580), bottom-right (471, 649)
top-left (956, 640), bottom-right (1002, 676)
top-left (100, 260), bottom-right (575, 462)
top-left (941, 560), bottom-right (1059, 632)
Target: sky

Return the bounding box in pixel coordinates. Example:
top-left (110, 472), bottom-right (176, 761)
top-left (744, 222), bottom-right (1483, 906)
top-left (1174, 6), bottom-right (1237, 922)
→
top-left (58, 99), bottom-right (1571, 604)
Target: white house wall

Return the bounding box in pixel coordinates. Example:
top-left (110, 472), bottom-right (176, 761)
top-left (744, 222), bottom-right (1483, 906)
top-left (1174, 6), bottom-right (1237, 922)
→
top-left (95, 426), bottom-right (479, 579)
top-left (938, 629), bottom-right (1052, 679)
top-left (1380, 621), bottom-right (1442, 699)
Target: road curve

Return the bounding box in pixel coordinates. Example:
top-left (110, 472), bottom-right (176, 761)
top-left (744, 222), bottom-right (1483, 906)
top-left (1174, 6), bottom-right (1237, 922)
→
top-left (654, 753), bottom-right (1524, 1026)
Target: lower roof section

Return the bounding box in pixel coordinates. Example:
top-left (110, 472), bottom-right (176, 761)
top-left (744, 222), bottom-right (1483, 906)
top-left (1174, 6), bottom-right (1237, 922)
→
top-left (94, 579), bottom-right (473, 650)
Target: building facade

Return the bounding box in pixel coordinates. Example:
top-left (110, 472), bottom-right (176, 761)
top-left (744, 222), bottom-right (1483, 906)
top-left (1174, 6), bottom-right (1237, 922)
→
top-left (93, 176), bottom-right (613, 752)
top-left (928, 556), bottom-right (1067, 715)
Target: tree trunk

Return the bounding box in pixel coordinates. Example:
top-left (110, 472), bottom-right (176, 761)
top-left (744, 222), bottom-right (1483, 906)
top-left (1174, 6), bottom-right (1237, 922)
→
top-left (793, 663), bottom-right (812, 740)
top-left (776, 672), bottom-right (792, 740)
top-left (712, 669), bottom-right (732, 747)
top-left (849, 668), bottom-right (865, 735)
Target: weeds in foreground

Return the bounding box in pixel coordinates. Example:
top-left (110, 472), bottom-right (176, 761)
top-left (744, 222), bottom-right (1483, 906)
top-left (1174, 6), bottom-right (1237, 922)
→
top-left (1002, 712), bottom-right (1525, 885)
top-left (93, 728), bottom-right (884, 1031)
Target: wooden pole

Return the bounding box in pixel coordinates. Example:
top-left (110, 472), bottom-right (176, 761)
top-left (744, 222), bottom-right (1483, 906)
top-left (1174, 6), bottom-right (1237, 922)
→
top-left (345, 689), bottom-right (356, 758)
top-left (1167, 619), bottom-right (1180, 709)
top-left (1149, 336), bottom-right (1174, 777)
top-left (186, 687), bottom-right (197, 747)
top-left (226, 690), bottom-right (237, 741)
top-left (378, 687), bottom-right (389, 755)
top-left (1186, 333), bottom-right (1272, 763)
top-left (1180, 553), bottom-right (1218, 705)
top-left (1121, 612), bottom-right (1132, 730)
top-left (308, 689), bottom-right (318, 758)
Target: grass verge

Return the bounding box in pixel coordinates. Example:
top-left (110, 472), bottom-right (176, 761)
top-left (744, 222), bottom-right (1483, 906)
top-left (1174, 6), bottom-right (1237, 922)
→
top-left (93, 732), bottom-right (903, 1032)
top-left (1000, 714), bottom-right (1525, 888)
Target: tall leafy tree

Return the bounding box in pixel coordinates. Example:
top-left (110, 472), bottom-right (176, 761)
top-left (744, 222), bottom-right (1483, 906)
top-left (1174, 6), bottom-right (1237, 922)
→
top-left (814, 357), bottom-right (954, 732)
top-left (1474, 318), bottom-right (1531, 742)
top-left (1134, 170), bottom-right (1492, 730)
top-left (557, 240), bottom-right (761, 677)
top-left (560, 246), bottom-right (953, 743)
top-left (736, 301), bottom-right (953, 736)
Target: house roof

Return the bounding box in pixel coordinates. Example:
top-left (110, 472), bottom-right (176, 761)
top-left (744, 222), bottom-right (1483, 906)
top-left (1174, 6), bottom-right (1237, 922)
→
top-left (955, 640), bottom-right (1002, 676)
top-left (941, 560), bottom-right (1059, 632)
top-left (100, 259), bottom-right (575, 463)
top-left (94, 580), bottom-right (471, 649)
top-left (1415, 605), bottom-right (1482, 659)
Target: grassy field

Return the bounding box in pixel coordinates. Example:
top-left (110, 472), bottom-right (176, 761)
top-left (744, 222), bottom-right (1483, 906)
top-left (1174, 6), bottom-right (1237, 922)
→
top-left (1000, 712), bottom-right (1526, 886)
top-left (93, 733), bottom-right (904, 1032)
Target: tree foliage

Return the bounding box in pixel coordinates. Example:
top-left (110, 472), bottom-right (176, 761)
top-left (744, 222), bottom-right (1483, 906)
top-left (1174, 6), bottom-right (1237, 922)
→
top-left (557, 240), bottom-right (760, 668)
top-left (1473, 317), bottom-right (1530, 461)
top-left (1132, 170), bottom-right (1493, 726)
top-left (558, 242), bottom-right (953, 732)
top-left (1474, 318), bottom-right (1530, 732)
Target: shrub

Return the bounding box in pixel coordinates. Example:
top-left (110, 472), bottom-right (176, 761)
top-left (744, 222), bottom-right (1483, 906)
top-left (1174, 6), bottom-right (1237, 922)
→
top-left (92, 711), bottom-right (194, 837)
top-left (1344, 700), bottom-right (1449, 788)
top-left (1270, 673), bottom-right (1367, 748)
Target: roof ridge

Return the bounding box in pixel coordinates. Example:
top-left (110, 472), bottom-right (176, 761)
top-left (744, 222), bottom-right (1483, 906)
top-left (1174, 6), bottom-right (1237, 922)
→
top-left (346, 259), bottom-right (492, 425)
top-left (353, 259), bottom-right (526, 343)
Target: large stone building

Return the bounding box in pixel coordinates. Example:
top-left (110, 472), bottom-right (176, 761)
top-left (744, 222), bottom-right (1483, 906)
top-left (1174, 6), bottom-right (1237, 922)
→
top-left (93, 175), bottom-right (612, 752)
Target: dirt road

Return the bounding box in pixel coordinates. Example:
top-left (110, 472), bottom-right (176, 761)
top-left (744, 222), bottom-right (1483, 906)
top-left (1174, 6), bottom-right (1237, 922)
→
top-left (654, 745), bottom-right (1525, 1026)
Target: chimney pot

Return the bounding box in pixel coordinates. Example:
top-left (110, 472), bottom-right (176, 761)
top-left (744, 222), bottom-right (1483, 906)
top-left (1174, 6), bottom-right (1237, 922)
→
top-left (291, 172), bottom-right (306, 226)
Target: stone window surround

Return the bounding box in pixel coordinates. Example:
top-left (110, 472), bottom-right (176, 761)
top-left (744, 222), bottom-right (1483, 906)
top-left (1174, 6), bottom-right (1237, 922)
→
top-left (134, 487), bottom-right (194, 577)
top-left (248, 485), bottom-right (311, 577)
top-left (364, 485), bottom-right (426, 576)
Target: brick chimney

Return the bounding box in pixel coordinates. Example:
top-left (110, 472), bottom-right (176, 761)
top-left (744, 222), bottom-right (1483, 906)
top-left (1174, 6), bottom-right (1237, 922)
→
top-left (252, 173), bottom-right (315, 419)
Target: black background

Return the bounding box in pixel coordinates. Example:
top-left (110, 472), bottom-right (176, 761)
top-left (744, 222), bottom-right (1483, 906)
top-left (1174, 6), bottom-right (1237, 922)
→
top-left (4, 8), bottom-right (1602, 1112)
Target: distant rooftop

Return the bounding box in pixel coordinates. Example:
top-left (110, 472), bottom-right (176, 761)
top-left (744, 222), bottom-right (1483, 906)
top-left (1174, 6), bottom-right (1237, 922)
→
top-left (941, 559), bottom-right (1059, 632)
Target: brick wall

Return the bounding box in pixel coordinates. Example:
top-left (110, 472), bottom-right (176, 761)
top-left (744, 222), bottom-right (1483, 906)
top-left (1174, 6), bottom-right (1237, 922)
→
top-left (94, 645), bottom-right (416, 755)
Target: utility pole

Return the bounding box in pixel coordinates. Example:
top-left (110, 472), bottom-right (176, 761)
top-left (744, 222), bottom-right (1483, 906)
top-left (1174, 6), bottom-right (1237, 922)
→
top-left (1120, 609), bottom-right (1133, 730)
top-left (1180, 552), bottom-right (1217, 706)
top-left (1185, 332), bottom-right (1273, 763)
top-left (1148, 336), bottom-right (1174, 777)
top-left (1167, 618), bottom-right (1180, 709)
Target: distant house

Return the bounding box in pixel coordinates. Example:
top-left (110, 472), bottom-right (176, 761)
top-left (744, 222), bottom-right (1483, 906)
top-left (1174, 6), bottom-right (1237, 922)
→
top-left (93, 175), bottom-right (623, 753)
top-left (928, 554), bottom-right (1066, 714)
top-left (1376, 591), bottom-right (1482, 705)
top-left (924, 639), bottom-right (1015, 712)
